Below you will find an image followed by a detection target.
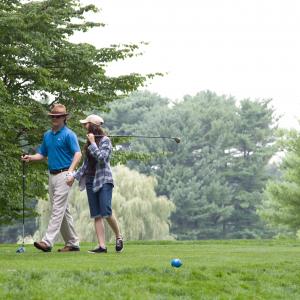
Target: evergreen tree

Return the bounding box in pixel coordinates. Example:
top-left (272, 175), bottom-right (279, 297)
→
top-left (225, 99), bottom-right (278, 238)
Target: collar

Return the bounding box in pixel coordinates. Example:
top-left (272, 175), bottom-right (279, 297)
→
top-left (51, 125), bottom-right (66, 135)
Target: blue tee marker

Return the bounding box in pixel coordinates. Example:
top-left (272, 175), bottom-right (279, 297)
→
top-left (171, 258), bottom-right (182, 268)
top-left (16, 246), bottom-right (25, 253)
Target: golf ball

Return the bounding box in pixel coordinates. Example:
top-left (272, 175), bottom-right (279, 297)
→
top-left (171, 258), bottom-right (182, 268)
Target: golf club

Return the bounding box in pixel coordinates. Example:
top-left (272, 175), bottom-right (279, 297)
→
top-left (16, 159), bottom-right (26, 254)
top-left (94, 135), bottom-right (181, 144)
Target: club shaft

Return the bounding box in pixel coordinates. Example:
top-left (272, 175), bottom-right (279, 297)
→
top-left (95, 135), bottom-right (177, 140)
top-left (22, 161), bottom-right (25, 246)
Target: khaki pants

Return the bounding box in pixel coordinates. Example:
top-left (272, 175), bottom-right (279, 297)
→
top-left (42, 171), bottom-right (79, 248)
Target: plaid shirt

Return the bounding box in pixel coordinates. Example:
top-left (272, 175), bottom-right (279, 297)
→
top-left (74, 136), bottom-right (114, 192)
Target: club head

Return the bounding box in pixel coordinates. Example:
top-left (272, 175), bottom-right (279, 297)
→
top-left (174, 137), bottom-right (181, 144)
top-left (16, 246), bottom-right (25, 254)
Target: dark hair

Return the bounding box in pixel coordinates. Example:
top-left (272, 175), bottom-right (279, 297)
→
top-left (83, 124), bottom-right (106, 157)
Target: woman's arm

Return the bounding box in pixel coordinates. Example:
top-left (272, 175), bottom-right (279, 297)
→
top-left (87, 134), bottom-right (112, 162)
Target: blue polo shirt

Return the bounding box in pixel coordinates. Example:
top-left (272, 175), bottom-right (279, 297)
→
top-left (37, 126), bottom-right (80, 171)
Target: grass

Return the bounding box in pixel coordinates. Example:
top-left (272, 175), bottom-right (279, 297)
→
top-left (1, 240), bottom-right (300, 299)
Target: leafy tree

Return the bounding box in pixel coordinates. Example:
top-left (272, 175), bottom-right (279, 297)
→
top-left (0, 0), bottom-right (156, 224)
top-left (34, 165), bottom-right (175, 242)
top-left (259, 129), bottom-right (300, 234)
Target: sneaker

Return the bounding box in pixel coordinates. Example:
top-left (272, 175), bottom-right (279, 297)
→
top-left (116, 237), bottom-right (123, 253)
top-left (88, 246), bottom-right (107, 254)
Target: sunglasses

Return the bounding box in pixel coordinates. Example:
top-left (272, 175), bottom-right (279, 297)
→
top-left (49, 115), bottom-right (65, 119)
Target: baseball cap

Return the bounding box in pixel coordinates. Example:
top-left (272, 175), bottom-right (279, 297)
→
top-left (79, 114), bottom-right (104, 126)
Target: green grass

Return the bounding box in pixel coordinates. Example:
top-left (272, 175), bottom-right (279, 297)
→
top-left (1, 240), bottom-right (300, 299)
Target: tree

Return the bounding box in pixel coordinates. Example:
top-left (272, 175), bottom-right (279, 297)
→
top-left (0, 0), bottom-right (156, 224)
top-left (159, 92), bottom-right (238, 239)
top-left (34, 165), bottom-right (175, 242)
top-left (102, 91), bottom-right (278, 239)
top-left (224, 99), bottom-right (278, 238)
top-left (259, 129), bottom-right (300, 235)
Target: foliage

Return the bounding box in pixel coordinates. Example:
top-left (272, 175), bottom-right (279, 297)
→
top-left (260, 129), bottom-right (300, 234)
top-left (34, 165), bottom-right (175, 242)
top-left (0, 0), bottom-right (156, 224)
top-left (1, 240), bottom-right (300, 299)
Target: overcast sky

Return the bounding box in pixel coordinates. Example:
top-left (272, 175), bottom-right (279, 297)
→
top-left (75, 0), bottom-right (300, 129)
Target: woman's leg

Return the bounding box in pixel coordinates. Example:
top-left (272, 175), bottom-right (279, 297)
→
top-left (106, 214), bottom-right (124, 252)
top-left (94, 217), bottom-right (106, 249)
top-left (106, 213), bottom-right (122, 239)
top-left (99, 183), bottom-right (121, 239)
top-left (85, 176), bottom-right (106, 249)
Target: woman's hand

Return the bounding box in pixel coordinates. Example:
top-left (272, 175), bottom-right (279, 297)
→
top-left (87, 133), bottom-right (95, 144)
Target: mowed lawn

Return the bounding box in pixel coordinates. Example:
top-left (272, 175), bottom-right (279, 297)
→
top-left (1, 240), bottom-right (300, 299)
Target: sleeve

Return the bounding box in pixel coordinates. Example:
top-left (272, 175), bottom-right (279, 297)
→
top-left (68, 131), bottom-right (81, 155)
top-left (37, 134), bottom-right (48, 157)
top-left (74, 159), bottom-right (87, 181)
top-left (88, 137), bottom-right (112, 162)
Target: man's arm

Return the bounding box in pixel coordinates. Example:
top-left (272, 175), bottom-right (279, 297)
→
top-left (21, 153), bottom-right (44, 162)
top-left (68, 151), bottom-right (82, 173)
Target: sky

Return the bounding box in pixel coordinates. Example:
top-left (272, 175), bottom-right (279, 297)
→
top-left (74, 0), bottom-right (300, 129)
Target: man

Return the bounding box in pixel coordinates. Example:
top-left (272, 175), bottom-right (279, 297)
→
top-left (22, 104), bottom-right (82, 252)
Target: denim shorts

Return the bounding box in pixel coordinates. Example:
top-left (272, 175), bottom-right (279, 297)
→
top-left (85, 176), bottom-right (113, 218)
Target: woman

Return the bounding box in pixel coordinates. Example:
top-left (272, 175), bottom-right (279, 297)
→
top-left (67, 114), bottom-right (123, 253)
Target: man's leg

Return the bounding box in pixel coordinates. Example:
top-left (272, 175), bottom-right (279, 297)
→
top-left (42, 172), bottom-right (72, 248)
top-left (60, 201), bottom-right (80, 248)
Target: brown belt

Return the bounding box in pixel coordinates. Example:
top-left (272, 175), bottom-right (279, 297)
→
top-left (49, 168), bottom-right (69, 175)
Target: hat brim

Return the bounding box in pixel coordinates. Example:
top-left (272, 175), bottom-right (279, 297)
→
top-left (80, 119), bottom-right (103, 125)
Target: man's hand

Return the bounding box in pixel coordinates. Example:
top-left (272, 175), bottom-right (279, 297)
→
top-left (21, 154), bottom-right (31, 162)
top-left (21, 153), bottom-right (44, 162)
top-left (66, 175), bottom-right (75, 187)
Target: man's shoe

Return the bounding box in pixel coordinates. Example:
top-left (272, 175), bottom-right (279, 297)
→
top-left (34, 241), bottom-right (51, 252)
top-left (57, 245), bottom-right (80, 252)
top-left (116, 237), bottom-right (123, 253)
top-left (88, 246), bottom-right (107, 254)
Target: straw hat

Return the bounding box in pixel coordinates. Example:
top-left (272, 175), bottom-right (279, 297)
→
top-left (48, 104), bottom-right (69, 116)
